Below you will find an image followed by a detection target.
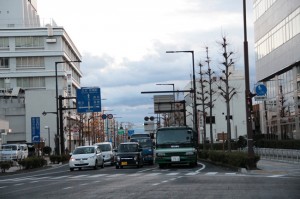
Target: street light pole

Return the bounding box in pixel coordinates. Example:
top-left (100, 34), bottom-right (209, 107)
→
top-left (166, 51), bottom-right (198, 136)
top-left (243, 0), bottom-right (255, 168)
top-left (55, 60), bottom-right (80, 154)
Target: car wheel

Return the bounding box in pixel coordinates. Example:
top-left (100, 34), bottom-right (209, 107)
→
top-left (70, 168), bottom-right (74, 171)
top-left (101, 160), bottom-right (104, 168)
top-left (78, 167), bottom-right (82, 171)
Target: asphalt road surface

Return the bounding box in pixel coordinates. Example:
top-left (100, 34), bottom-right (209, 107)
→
top-left (0, 162), bottom-right (299, 199)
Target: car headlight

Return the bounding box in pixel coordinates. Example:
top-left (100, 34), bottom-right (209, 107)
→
top-left (116, 156), bottom-right (120, 161)
top-left (70, 157), bottom-right (76, 161)
top-left (134, 155), bottom-right (138, 161)
top-left (156, 153), bottom-right (165, 157)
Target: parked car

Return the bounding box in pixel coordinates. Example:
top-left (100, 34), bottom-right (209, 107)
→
top-left (115, 142), bottom-right (143, 169)
top-left (69, 146), bottom-right (104, 171)
top-left (19, 144), bottom-right (28, 159)
top-left (0, 144), bottom-right (23, 161)
top-left (94, 142), bottom-right (115, 165)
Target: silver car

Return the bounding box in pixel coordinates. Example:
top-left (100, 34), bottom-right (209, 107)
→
top-left (69, 146), bottom-right (104, 171)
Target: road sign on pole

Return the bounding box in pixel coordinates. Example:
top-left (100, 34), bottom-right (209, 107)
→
top-left (31, 117), bottom-right (40, 143)
top-left (76, 87), bottom-right (101, 113)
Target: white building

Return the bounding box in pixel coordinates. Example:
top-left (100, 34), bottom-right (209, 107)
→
top-left (0, 0), bottom-right (82, 151)
top-left (185, 67), bottom-right (247, 143)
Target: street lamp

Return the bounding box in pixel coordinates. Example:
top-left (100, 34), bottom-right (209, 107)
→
top-left (45, 126), bottom-right (50, 147)
top-left (156, 83), bottom-right (175, 125)
top-left (55, 60), bottom-right (81, 155)
top-left (42, 111), bottom-right (58, 155)
top-left (243, 0), bottom-right (255, 168)
top-left (166, 51), bottom-right (198, 136)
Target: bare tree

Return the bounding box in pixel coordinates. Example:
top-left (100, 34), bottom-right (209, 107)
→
top-left (217, 37), bottom-right (237, 152)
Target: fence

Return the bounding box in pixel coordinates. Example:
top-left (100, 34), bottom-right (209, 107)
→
top-left (252, 148), bottom-right (300, 163)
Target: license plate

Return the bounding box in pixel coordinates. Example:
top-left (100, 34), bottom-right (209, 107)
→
top-left (121, 162), bottom-right (127, 166)
top-left (171, 156), bottom-right (180, 162)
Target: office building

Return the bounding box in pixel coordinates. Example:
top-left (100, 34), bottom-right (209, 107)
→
top-left (0, 0), bottom-right (82, 150)
top-left (254, 0), bottom-right (300, 139)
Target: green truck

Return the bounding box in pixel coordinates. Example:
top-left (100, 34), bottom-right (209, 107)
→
top-left (155, 126), bottom-right (198, 168)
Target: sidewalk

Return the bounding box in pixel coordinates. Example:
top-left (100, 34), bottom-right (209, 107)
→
top-left (1, 156), bottom-right (62, 174)
top-left (245, 159), bottom-right (300, 176)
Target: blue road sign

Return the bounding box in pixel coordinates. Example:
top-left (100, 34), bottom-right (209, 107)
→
top-left (31, 117), bottom-right (40, 143)
top-left (255, 84), bottom-right (267, 96)
top-left (76, 87), bottom-right (101, 113)
top-left (128, 130), bottom-right (135, 137)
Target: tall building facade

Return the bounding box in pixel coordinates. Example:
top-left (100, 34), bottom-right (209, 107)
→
top-left (254, 0), bottom-right (300, 139)
top-left (0, 0), bottom-right (82, 150)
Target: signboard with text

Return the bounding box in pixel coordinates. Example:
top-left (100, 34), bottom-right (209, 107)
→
top-left (31, 117), bottom-right (40, 143)
top-left (76, 87), bottom-right (101, 113)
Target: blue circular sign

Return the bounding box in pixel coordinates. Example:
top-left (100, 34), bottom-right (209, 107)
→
top-left (102, 114), bottom-right (107, 119)
top-left (255, 84), bottom-right (267, 96)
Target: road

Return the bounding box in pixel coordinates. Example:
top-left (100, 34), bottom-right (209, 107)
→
top-left (0, 162), bottom-right (299, 199)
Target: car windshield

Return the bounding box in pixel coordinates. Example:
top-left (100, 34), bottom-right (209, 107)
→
top-left (1, 145), bottom-right (17, 150)
top-left (118, 144), bottom-right (138, 152)
top-left (73, 147), bottom-right (95, 154)
top-left (98, 144), bottom-right (111, 152)
top-left (138, 138), bottom-right (153, 148)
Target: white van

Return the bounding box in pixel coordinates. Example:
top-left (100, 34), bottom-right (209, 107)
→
top-left (0, 144), bottom-right (23, 161)
top-left (19, 144), bottom-right (28, 159)
top-left (94, 142), bottom-right (115, 165)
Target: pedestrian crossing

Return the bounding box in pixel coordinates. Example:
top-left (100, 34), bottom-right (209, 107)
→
top-left (0, 171), bottom-right (246, 183)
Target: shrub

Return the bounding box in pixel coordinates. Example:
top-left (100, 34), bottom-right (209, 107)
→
top-left (43, 146), bottom-right (52, 155)
top-left (18, 157), bottom-right (47, 170)
top-left (0, 161), bottom-right (12, 173)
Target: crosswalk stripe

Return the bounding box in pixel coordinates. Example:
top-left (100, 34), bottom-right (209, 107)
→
top-left (185, 172), bottom-right (198, 176)
top-left (205, 172), bottom-right (218, 175)
top-left (145, 173), bottom-right (161, 176)
top-left (69, 175), bottom-right (89, 179)
top-left (52, 175), bottom-right (70, 179)
top-left (268, 175), bottom-right (285, 178)
top-left (166, 173), bottom-right (179, 176)
top-left (89, 174), bottom-right (108, 178)
top-left (225, 173), bottom-right (237, 175)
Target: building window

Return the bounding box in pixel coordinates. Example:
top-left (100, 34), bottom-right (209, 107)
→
top-left (16, 57), bottom-right (44, 68)
top-left (15, 36), bottom-right (44, 48)
top-left (254, 0), bottom-right (277, 21)
top-left (0, 37), bottom-right (9, 48)
top-left (0, 57), bottom-right (9, 68)
top-left (255, 7), bottom-right (300, 60)
top-left (17, 77), bottom-right (45, 88)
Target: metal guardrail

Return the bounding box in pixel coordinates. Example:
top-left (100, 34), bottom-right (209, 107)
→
top-left (252, 148), bottom-right (300, 163)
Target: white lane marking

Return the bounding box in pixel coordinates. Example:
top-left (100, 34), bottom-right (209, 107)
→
top-left (161, 180), bottom-right (168, 183)
top-left (69, 175), bottom-right (89, 179)
top-left (63, 187), bottom-right (72, 190)
top-left (152, 183), bottom-right (160, 186)
top-left (196, 162), bottom-right (206, 173)
top-left (167, 173), bottom-right (179, 176)
top-left (80, 183), bottom-right (88, 186)
top-left (225, 173), bottom-right (237, 175)
top-left (15, 183), bottom-right (24, 186)
top-left (268, 175), bottom-right (285, 178)
top-left (205, 172), bottom-right (218, 175)
top-left (89, 174), bottom-right (108, 178)
top-left (128, 173), bottom-right (142, 176)
top-left (0, 186), bottom-right (7, 189)
top-left (106, 174), bottom-right (124, 178)
top-left (185, 172), bottom-right (198, 176)
top-left (30, 181), bottom-right (39, 183)
top-left (52, 175), bottom-right (70, 179)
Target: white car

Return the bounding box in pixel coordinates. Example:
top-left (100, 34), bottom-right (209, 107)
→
top-left (69, 146), bottom-right (104, 171)
top-left (0, 144), bottom-right (23, 161)
top-left (94, 142), bottom-right (115, 165)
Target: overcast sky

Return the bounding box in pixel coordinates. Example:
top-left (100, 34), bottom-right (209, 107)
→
top-left (38, 0), bottom-right (255, 131)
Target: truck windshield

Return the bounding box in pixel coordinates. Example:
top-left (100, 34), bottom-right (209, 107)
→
top-left (139, 138), bottom-right (153, 148)
top-left (1, 145), bottom-right (17, 150)
top-left (156, 129), bottom-right (193, 144)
